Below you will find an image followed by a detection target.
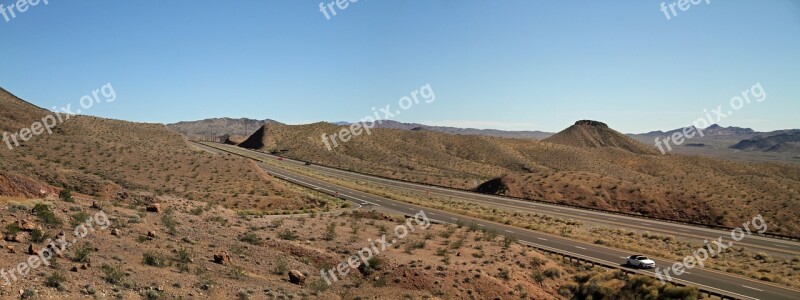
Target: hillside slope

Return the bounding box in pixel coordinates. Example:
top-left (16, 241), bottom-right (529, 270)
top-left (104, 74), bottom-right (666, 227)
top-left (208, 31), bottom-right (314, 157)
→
top-left (544, 120), bottom-right (658, 155)
top-left (0, 88), bottom-right (321, 212)
top-left (238, 121), bottom-right (800, 234)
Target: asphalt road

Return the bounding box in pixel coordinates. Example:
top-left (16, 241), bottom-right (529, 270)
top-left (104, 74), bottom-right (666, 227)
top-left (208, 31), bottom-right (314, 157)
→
top-left (194, 142), bottom-right (800, 300)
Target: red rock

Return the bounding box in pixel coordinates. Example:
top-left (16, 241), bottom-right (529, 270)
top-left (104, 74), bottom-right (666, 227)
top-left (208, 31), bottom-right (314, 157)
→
top-left (146, 204), bottom-right (162, 213)
top-left (288, 270), bottom-right (306, 285)
top-left (213, 251), bottom-right (231, 264)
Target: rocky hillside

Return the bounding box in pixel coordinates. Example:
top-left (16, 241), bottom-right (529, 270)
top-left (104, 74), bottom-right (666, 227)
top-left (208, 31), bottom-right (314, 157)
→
top-left (237, 121), bottom-right (800, 234)
top-left (543, 120), bottom-right (658, 155)
top-left (0, 88), bottom-right (321, 213)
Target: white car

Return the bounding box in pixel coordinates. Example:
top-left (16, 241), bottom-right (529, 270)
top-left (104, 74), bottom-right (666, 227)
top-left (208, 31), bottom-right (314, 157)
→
top-left (626, 255), bottom-right (655, 268)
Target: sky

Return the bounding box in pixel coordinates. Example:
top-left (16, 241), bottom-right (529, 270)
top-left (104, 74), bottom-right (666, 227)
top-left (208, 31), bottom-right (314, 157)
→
top-left (0, 0), bottom-right (798, 133)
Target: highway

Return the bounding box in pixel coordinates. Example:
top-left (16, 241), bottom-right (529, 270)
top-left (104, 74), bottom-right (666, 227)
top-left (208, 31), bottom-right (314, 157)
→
top-left (194, 141), bottom-right (800, 300)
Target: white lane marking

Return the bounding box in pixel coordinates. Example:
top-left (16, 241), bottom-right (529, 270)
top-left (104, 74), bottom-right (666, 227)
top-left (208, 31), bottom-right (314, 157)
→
top-left (579, 213), bottom-right (587, 216)
top-left (451, 217), bottom-right (458, 221)
top-left (477, 224), bottom-right (485, 227)
top-left (574, 246), bottom-right (587, 250)
top-left (274, 172), bottom-right (381, 207)
top-left (640, 223), bottom-right (651, 226)
top-left (391, 203), bottom-right (397, 206)
top-left (504, 230), bottom-right (514, 233)
top-left (609, 218), bottom-right (617, 221)
top-left (429, 212), bottom-right (436, 215)
top-left (774, 244), bottom-right (790, 248)
top-left (537, 238), bottom-right (548, 241)
top-left (678, 229), bottom-right (689, 232)
top-left (741, 285), bottom-right (764, 292)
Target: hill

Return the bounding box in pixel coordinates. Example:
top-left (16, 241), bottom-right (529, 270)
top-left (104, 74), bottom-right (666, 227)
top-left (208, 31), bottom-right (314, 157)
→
top-left (628, 125), bottom-right (800, 164)
top-left (0, 88), bottom-right (692, 299)
top-left (238, 121), bottom-right (800, 234)
top-left (166, 118), bottom-right (282, 142)
top-left (543, 120), bottom-right (658, 155)
top-left (731, 131), bottom-right (800, 152)
top-left (0, 88), bottom-right (321, 212)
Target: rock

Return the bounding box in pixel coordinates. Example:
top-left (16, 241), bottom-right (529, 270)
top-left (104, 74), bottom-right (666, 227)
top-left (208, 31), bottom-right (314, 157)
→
top-left (213, 251), bottom-right (231, 264)
top-left (288, 270), bottom-right (306, 285)
top-left (147, 231), bottom-right (157, 239)
top-left (5, 232), bottom-right (29, 243)
top-left (91, 201), bottom-right (102, 209)
top-left (27, 244), bottom-right (40, 255)
top-left (110, 229), bottom-right (121, 236)
top-left (146, 204), bottom-right (162, 213)
top-left (6, 245), bottom-right (15, 253)
top-left (70, 266), bottom-right (78, 272)
top-left (16, 220), bottom-right (38, 231)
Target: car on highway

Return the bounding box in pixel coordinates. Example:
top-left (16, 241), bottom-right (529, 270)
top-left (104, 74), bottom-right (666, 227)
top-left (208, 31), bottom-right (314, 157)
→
top-left (626, 255), bottom-right (655, 269)
top-left (304, 162), bottom-right (312, 166)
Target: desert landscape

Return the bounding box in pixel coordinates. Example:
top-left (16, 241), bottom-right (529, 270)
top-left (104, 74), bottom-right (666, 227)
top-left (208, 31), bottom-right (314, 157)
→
top-left (2, 1), bottom-right (799, 299)
top-left (215, 120), bottom-right (800, 235)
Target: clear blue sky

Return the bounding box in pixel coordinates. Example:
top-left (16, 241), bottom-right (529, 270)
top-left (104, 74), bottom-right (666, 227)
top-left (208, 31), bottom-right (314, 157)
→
top-left (1, 0), bottom-right (798, 133)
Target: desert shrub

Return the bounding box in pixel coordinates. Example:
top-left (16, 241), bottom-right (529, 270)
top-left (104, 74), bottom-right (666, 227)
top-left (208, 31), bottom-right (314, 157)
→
top-left (33, 203), bottom-right (62, 226)
top-left (543, 267), bottom-right (560, 279)
top-left (143, 252), bottom-right (169, 267)
top-left (72, 242), bottom-right (93, 263)
top-left (162, 212), bottom-right (179, 235)
top-left (30, 228), bottom-right (49, 243)
top-left (70, 211), bottom-right (91, 227)
top-left (358, 257), bottom-right (384, 276)
top-left (228, 265), bottom-right (246, 279)
top-left (59, 189), bottom-right (74, 203)
top-left (323, 222), bottom-right (337, 241)
top-left (45, 271), bottom-right (66, 288)
top-left (278, 229), bottom-right (299, 240)
top-left (273, 257), bottom-right (288, 275)
top-left (239, 232), bottom-right (262, 246)
top-left (4, 223), bottom-right (21, 235)
top-left (101, 263), bottom-right (124, 284)
top-left (503, 235), bottom-right (517, 249)
top-left (308, 279), bottom-right (330, 294)
top-left (530, 256), bottom-right (547, 268)
top-left (175, 248), bottom-right (192, 273)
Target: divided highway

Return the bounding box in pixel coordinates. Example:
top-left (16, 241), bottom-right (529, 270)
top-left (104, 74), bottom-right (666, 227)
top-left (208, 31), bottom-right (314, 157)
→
top-left (194, 142), bottom-right (800, 300)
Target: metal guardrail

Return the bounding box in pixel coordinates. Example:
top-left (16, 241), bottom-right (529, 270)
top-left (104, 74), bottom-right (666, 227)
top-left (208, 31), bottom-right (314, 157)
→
top-left (197, 141), bottom-right (800, 242)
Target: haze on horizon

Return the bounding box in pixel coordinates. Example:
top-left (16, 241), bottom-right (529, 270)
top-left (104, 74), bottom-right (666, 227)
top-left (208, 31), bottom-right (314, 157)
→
top-left (0, 1), bottom-right (798, 133)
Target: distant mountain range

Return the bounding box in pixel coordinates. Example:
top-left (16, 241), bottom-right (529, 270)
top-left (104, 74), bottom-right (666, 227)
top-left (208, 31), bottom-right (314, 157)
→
top-left (339, 120), bottom-right (554, 140)
top-left (731, 131), bottom-right (800, 152)
top-left (168, 118), bottom-right (800, 163)
top-left (166, 118), bottom-right (282, 141)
